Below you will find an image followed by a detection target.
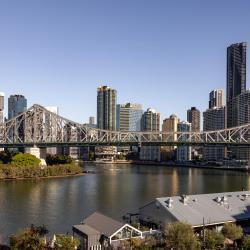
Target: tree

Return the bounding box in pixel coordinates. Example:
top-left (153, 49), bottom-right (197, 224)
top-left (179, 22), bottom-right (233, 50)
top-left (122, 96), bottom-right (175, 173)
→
top-left (11, 153), bottom-right (41, 167)
top-left (204, 229), bottom-right (224, 250)
top-left (53, 234), bottom-right (79, 250)
top-left (221, 223), bottom-right (243, 241)
top-left (164, 221), bottom-right (200, 250)
top-left (243, 235), bottom-right (250, 250)
top-left (138, 236), bottom-right (157, 249)
top-left (0, 150), bottom-right (17, 164)
top-left (9, 225), bottom-right (48, 250)
top-left (46, 154), bottom-right (73, 165)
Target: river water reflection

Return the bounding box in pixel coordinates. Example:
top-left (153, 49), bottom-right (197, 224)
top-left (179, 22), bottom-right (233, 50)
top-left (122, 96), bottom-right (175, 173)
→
top-left (1, 163), bottom-right (250, 242)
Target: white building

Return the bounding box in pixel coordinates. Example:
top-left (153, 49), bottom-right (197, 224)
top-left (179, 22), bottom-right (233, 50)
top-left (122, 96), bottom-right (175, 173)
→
top-left (139, 191), bottom-right (250, 231)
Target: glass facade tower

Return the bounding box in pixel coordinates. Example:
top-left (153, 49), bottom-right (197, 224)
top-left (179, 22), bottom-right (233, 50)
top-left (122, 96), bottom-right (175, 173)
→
top-left (8, 95), bottom-right (27, 120)
top-left (116, 103), bottom-right (143, 131)
top-left (227, 42), bottom-right (247, 128)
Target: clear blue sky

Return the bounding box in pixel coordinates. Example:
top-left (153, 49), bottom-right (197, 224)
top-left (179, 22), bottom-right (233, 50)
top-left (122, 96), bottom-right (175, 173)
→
top-left (0, 0), bottom-right (249, 123)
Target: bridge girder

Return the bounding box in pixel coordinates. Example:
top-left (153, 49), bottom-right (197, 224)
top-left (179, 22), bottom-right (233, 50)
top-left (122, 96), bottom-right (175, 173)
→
top-left (0, 104), bottom-right (250, 147)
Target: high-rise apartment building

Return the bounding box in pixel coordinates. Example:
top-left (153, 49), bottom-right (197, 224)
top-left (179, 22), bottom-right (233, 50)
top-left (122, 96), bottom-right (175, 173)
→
top-left (230, 91), bottom-right (250, 160)
top-left (97, 86), bottom-right (117, 130)
top-left (116, 103), bottom-right (143, 131)
top-left (209, 89), bottom-right (224, 109)
top-left (226, 42), bottom-right (248, 160)
top-left (161, 114), bottom-right (179, 160)
top-left (0, 92), bottom-right (4, 123)
top-left (203, 102), bottom-right (226, 161)
top-left (140, 108), bottom-right (160, 161)
top-left (232, 91), bottom-right (250, 126)
top-left (177, 121), bottom-right (191, 161)
top-left (227, 42), bottom-right (247, 128)
top-left (89, 116), bottom-right (95, 126)
top-left (141, 108), bottom-right (160, 132)
top-left (8, 94), bottom-right (27, 120)
top-left (187, 107), bottom-right (200, 132)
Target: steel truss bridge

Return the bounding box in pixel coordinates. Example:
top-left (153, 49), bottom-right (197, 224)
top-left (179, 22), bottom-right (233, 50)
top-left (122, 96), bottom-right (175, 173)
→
top-left (0, 104), bottom-right (250, 148)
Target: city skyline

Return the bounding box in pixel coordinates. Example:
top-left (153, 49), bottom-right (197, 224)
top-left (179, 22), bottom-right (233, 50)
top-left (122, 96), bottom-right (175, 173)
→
top-left (1, 2), bottom-right (250, 247)
top-left (0, 1), bottom-right (249, 123)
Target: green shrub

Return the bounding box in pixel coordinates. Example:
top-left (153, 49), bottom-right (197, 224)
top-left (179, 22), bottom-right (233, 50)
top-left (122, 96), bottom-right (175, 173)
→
top-left (11, 153), bottom-right (41, 167)
top-left (243, 235), bottom-right (250, 250)
top-left (221, 223), bottom-right (243, 241)
top-left (10, 225), bottom-right (48, 250)
top-left (54, 234), bottom-right (80, 250)
top-left (164, 221), bottom-right (200, 250)
top-left (204, 229), bottom-right (224, 250)
top-left (0, 163), bottom-right (82, 179)
top-left (46, 154), bottom-right (73, 165)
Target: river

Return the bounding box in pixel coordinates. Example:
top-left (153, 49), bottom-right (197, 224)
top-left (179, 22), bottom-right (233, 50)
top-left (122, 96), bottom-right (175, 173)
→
top-left (0, 163), bottom-right (250, 243)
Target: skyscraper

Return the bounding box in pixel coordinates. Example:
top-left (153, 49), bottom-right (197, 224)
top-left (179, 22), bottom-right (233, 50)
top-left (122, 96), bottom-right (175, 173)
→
top-left (203, 89), bottom-right (226, 161)
top-left (209, 89), bottom-right (224, 109)
top-left (89, 116), bottom-right (95, 126)
top-left (187, 107), bottom-right (200, 132)
top-left (227, 42), bottom-right (247, 128)
top-left (140, 108), bottom-right (160, 161)
top-left (161, 114), bottom-right (179, 160)
top-left (97, 86), bottom-right (117, 130)
top-left (230, 91), bottom-right (250, 160)
top-left (177, 121), bottom-right (191, 161)
top-left (8, 94), bottom-right (27, 120)
top-left (116, 103), bottom-right (143, 131)
top-left (0, 92), bottom-right (4, 123)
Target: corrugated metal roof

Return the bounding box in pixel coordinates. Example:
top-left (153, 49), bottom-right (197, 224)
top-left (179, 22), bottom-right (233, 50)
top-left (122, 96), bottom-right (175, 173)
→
top-left (82, 212), bottom-right (125, 237)
top-left (155, 191), bottom-right (250, 227)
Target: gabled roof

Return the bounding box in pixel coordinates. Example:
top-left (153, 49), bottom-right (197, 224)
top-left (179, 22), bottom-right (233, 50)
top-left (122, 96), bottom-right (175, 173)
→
top-left (142, 191), bottom-right (250, 227)
top-left (82, 212), bottom-right (125, 237)
top-left (73, 224), bottom-right (100, 236)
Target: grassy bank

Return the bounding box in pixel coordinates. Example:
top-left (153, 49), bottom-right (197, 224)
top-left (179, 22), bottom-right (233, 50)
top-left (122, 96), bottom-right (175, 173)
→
top-left (0, 163), bottom-right (83, 179)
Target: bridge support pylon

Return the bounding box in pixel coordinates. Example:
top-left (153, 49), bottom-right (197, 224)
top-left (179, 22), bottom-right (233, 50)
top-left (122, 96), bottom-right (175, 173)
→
top-left (25, 146), bottom-right (47, 166)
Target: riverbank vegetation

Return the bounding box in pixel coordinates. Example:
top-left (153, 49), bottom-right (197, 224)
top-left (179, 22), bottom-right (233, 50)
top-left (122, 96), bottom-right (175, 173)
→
top-left (45, 154), bottom-right (73, 165)
top-left (120, 222), bottom-right (248, 249)
top-left (2, 221), bottom-right (250, 249)
top-left (0, 151), bottom-right (83, 179)
top-left (9, 224), bottom-right (79, 250)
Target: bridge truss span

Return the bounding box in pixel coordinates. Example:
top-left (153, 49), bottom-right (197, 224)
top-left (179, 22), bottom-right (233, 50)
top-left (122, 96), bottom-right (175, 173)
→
top-left (0, 104), bottom-right (250, 148)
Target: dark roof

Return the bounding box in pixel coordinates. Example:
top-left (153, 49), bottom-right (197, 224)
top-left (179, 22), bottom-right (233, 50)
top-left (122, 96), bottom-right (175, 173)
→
top-left (82, 212), bottom-right (125, 237)
top-left (73, 224), bottom-right (100, 236)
